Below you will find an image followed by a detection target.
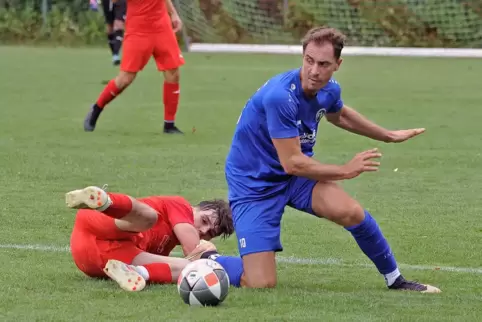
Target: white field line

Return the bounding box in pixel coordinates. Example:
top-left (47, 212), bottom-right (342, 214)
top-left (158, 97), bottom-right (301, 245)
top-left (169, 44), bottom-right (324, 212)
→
top-left (1, 243), bottom-right (482, 275)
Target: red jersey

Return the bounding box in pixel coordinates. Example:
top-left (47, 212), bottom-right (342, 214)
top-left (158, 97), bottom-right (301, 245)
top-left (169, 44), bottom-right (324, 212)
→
top-left (133, 196), bottom-right (194, 255)
top-left (75, 195), bottom-right (194, 256)
top-left (125, 0), bottom-right (172, 33)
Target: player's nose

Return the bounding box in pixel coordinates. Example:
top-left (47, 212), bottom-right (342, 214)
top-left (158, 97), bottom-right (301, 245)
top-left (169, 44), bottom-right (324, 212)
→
top-left (308, 72), bottom-right (318, 80)
top-left (311, 66), bottom-right (321, 76)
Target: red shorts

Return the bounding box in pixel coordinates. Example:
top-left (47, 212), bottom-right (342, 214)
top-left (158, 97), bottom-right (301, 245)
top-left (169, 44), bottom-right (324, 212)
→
top-left (70, 210), bottom-right (144, 278)
top-left (121, 30), bottom-right (185, 72)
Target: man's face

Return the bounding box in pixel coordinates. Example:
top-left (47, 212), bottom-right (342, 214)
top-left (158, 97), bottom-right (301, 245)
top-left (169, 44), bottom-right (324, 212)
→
top-left (193, 210), bottom-right (217, 241)
top-left (301, 41), bottom-right (342, 96)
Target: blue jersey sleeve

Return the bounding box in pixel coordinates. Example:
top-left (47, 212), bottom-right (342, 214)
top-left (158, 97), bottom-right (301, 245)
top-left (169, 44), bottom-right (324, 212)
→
top-left (327, 81), bottom-right (344, 113)
top-left (263, 90), bottom-right (299, 139)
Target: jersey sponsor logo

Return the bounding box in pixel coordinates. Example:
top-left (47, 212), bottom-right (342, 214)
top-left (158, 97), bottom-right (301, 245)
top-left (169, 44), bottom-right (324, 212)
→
top-left (156, 235), bottom-right (170, 254)
top-left (300, 129), bottom-right (317, 144)
top-left (316, 108), bottom-right (326, 122)
top-left (297, 120), bottom-right (317, 144)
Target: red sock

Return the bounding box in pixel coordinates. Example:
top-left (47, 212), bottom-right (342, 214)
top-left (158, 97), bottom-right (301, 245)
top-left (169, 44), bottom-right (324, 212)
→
top-left (96, 79), bottom-right (122, 108)
top-left (101, 193), bottom-right (132, 219)
top-left (143, 263), bottom-right (172, 284)
top-left (163, 82), bottom-right (180, 122)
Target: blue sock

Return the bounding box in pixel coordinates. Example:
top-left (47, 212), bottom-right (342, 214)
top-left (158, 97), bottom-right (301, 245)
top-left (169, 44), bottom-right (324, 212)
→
top-left (202, 252), bottom-right (244, 287)
top-left (345, 210), bottom-right (400, 284)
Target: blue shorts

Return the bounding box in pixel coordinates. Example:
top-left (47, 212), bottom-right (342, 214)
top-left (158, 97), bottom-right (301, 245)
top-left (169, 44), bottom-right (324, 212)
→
top-left (227, 175), bottom-right (317, 257)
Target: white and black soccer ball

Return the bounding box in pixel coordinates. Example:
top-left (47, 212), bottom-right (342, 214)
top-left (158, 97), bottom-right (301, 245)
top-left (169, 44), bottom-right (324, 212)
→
top-left (177, 259), bottom-right (230, 306)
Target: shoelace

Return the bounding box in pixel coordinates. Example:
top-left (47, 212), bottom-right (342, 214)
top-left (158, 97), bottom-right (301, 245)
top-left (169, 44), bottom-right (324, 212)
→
top-left (400, 279), bottom-right (426, 290)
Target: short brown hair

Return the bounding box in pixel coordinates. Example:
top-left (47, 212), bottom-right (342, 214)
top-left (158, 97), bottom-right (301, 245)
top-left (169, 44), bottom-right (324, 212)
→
top-left (196, 199), bottom-right (234, 239)
top-left (301, 26), bottom-right (346, 59)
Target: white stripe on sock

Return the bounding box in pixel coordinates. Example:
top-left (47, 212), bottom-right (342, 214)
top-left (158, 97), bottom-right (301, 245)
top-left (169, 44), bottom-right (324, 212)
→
top-left (384, 268), bottom-right (401, 286)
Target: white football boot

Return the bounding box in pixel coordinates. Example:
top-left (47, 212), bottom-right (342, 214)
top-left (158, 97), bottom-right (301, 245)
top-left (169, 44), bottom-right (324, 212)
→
top-left (65, 185), bottom-right (112, 211)
top-left (103, 259), bottom-right (146, 292)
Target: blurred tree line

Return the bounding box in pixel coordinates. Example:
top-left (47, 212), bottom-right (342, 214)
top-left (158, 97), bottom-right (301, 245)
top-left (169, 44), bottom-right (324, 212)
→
top-left (1, 0), bottom-right (481, 47)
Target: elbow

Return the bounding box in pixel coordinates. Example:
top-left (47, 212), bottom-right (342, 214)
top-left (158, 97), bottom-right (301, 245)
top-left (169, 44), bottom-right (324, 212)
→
top-left (281, 155), bottom-right (304, 176)
top-left (182, 245), bottom-right (196, 257)
top-left (282, 165), bottom-right (295, 176)
top-left (182, 247), bottom-right (191, 257)
top-left (327, 115), bottom-right (344, 127)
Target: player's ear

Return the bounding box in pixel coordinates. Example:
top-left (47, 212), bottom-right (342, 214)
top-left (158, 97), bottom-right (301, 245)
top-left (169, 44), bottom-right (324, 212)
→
top-left (202, 212), bottom-right (214, 226)
top-left (201, 213), bottom-right (209, 224)
top-left (335, 58), bottom-right (343, 70)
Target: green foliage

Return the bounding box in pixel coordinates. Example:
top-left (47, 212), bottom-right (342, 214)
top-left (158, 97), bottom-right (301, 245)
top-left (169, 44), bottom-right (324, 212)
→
top-left (185, 0), bottom-right (482, 47)
top-left (0, 0), bottom-right (481, 47)
top-left (190, 0), bottom-right (254, 43)
top-left (0, 1), bottom-right (105, 45)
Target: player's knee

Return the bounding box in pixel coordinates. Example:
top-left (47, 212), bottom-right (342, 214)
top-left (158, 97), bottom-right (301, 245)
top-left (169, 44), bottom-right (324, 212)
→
top-left (115, 72), bottom-right (136, 89)
top-left (312, 182), bottom-right (364, 226)
top-left (163, 69), bottom-right (180, 83)
top-left (242, 266), bottom-right (277, 288)
top-left (113, 20), bottom-right (124, 30)
top-left (243, 274), bottom-right (277, 288)
top-left (336, 202), bottom-right (364, 227)
top-left (139, 208), bottom-right (158, 229)
top-left (241, 250), bottom-right (277, 288)
top-left (129, 201), bottom-right (158, 230)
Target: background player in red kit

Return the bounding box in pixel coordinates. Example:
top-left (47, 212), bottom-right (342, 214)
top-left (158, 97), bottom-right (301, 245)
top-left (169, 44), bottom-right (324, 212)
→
top-left (84, 0), bottom-right (186, 134)
top-left (65, 185), bottom-right (232, 291)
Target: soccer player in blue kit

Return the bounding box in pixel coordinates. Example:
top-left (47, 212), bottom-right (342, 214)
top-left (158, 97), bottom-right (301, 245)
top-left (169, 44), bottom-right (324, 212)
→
top-left (198, 26), bottom-right (441, 293)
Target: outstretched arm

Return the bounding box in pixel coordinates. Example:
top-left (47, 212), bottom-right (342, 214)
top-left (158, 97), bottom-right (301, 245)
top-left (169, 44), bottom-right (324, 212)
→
top-left (273, 138), bottom-right (381, 181)
top-left (326, 105), bottom-right (425, 143)
top-left (272, 137), bottom-right (351, 181)
top-left (326, 105), bottom-right (391, 141)
top-left (265, 92), bottom-right (381, 181)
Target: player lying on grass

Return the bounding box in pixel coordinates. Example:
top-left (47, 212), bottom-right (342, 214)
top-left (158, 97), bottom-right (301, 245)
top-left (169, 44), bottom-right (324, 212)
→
top-left (65, 185), bottom-right (231, 291)
top-left (194, 26), bottom-right (441, 293)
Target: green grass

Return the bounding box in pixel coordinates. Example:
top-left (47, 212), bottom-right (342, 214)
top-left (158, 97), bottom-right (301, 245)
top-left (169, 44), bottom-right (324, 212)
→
top-left (1, 46), bottom-right (482, 321)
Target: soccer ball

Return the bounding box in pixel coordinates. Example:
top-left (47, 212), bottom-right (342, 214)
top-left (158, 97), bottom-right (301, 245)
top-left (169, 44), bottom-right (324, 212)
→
top-left (177, 259), bottom-right (230, 306)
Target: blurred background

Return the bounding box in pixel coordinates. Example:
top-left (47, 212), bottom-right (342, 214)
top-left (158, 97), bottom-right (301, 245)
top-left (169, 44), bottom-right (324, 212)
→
top-left (1, 0), bottom-right (481, 48)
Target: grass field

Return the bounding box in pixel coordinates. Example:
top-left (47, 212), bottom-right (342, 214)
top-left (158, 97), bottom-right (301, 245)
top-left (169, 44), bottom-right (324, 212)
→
top-left (1, 46), bottom-right (482, 321)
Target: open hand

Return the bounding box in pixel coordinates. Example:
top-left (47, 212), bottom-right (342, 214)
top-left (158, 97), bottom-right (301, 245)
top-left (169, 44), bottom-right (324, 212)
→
top-left (185, 240), bottom-right (217, 261)
top-left (386, 128), bottom-right (425, 143)
top-left (342, 148), bottom-right (382, 179)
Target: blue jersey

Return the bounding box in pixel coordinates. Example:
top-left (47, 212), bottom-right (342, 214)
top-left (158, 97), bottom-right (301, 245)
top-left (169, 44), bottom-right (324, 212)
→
top-left (225, 68), bottom-right (344, 194)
